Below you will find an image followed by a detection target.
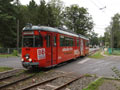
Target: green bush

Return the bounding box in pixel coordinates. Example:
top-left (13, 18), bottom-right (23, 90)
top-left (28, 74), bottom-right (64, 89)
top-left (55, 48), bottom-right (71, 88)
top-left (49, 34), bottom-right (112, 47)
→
top-left (12, 50), bottom-right (18, 56)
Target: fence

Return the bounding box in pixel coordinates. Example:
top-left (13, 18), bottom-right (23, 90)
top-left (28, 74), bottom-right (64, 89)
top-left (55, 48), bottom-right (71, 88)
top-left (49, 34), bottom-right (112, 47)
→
top-left (108, 48), bottom-right (120, 55)
top-left (0, 48), bottom-right (21, 54)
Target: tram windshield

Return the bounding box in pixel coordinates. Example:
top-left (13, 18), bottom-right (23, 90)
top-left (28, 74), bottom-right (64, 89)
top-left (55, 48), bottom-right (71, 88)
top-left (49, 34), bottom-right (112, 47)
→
top-left (23, 35), bottom-right (43, 47)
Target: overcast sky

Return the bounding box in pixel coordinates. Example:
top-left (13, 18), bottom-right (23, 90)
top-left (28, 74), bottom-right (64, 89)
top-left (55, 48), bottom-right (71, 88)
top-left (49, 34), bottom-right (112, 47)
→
top-left (20, 0), bottom-right (120, 36)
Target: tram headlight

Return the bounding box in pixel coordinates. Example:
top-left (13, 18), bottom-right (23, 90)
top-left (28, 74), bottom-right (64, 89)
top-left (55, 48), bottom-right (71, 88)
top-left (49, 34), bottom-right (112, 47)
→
top-left (21, 58), bottom-right (24, 62)
top-left (29, 58), bottom-right (32, 62)
top-left (26, 56), bottom-right (29, 59)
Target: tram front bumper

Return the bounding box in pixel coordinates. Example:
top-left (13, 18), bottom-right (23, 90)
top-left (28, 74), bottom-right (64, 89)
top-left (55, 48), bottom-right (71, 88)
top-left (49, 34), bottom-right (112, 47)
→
top-left (22, 62), bottom-right (39, 68)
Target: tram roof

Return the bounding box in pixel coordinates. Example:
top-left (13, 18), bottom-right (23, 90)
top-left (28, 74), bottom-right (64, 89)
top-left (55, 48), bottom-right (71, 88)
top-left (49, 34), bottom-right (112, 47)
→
top-left (23, 25), bottom-right (89, 40)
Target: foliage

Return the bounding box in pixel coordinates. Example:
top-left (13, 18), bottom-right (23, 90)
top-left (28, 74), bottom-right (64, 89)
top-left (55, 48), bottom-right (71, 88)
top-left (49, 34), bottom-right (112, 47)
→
top-left (27, 0), bottom-right (38, 24)
top-left (104, 51), bottom-right (111, 56)
top-left (12, 50), bottom-right (18, 56)
top-left (62, 5), bottom-right (93, 35)
top-left (37, 0), bottom-right (48, 25)
top-left (0, 0), bottom-right (94, 48)
top-left (48, 0), bottom-right (64, 27)
top-left (88, 51), bottom-right (104, 59)
top-left (104, 27), bottom-right (111, 47)
top-left (104, 13), bottom-right (120, 48)
top-left (82, 78), bottom-right (104, 90)
top-left (89, 31), bottom-right (99, 46)
top-left (112, 14), bottom-right (120, 48)
top-left (0, 0), bottom-right (17, 47)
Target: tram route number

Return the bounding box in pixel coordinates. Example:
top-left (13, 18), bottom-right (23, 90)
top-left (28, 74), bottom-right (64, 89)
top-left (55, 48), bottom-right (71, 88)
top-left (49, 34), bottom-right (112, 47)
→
top-left (37, 48), bottom-right (46, 60)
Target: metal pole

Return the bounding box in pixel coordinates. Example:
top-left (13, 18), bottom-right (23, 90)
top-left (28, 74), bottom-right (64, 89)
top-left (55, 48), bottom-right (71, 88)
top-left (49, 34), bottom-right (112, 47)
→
top-left (16, 0), bottom-right (19, 52)
top-left (17, 19), bottom-right (19, 51)
top-left (111, 27), bottom-right (114, 52)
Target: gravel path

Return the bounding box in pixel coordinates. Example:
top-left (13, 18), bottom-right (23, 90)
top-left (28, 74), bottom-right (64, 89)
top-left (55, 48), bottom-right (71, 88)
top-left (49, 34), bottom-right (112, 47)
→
top-left (99, 79), bottom-right (120, 90)
top-left (63, 76), bottom-right (97, 90)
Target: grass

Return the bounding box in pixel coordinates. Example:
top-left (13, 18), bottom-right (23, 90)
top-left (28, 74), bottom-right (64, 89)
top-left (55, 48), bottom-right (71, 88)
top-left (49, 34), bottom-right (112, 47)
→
top-left (82, 76), bottom-right (120, 90)
top-left (0, 54), bottom-right (18, 57)
top-left (82, 77), bottom-right (104, 90)
top-left (88, 51), bottom-right (104, 59)
top-left (104, 51), bottom-right (111, 56)
top-left (0, 67), bottom-right (13, 72)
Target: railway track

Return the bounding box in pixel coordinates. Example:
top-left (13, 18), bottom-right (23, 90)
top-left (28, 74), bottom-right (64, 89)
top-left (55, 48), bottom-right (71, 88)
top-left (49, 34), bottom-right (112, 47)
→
top-left (0, 69), bottom-right (35, 90)
top-left (21, 73), bottom-right (85, 90)
top-left (0, 74), bottom-right (34, 89)
top-left (0, 69), bottom-right (23, 81)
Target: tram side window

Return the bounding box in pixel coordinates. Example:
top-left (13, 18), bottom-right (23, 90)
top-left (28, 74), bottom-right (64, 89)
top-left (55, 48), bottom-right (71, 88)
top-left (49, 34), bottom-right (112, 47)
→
top-left (35, 35), bottom-right (43, 47)
top-left (77, 39), bottom-right (79, 46)
top-left (46, 35), bottom-right (51, 47)
top-left (86, 41), bottom-right (89, 47)
top-left (60, 35), bottom-right (74, 47)
top-left (60, 35), bottom-right (65, 46)
top-left (54, 36), bottom-right (56, 47)
top-left (70, 38), bottom-right (74, 46)
top-left (65, 37), bottom-right (69, 46)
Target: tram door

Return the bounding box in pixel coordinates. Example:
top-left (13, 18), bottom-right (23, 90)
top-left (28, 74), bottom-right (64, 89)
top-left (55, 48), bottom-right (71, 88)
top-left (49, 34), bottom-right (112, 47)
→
top-left (46, 34), bottom-right (52, 66)
top-left (46, 34), bottom-right (57, 66)
top-left (80, 39), bottom-right (84, 56)
top-left (52, 34), bottom-right (57, 65)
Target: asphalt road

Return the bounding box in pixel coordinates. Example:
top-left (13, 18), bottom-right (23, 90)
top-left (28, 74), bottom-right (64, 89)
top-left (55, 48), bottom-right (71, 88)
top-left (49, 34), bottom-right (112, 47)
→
top-left (55, 55), bottom-right (120, 77)
top-left (0, 52), bottom-right (120, 77)
top-left (0, 57), bottom-right (23, 69)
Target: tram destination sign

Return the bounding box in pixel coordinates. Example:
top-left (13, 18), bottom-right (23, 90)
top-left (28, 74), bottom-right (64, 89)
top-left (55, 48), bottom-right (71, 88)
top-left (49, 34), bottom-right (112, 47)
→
top-left (23, 31), bottom-right (34, 35)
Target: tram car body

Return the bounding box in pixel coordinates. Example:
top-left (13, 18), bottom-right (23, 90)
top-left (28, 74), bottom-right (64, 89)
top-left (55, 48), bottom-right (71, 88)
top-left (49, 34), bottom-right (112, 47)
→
top-left (21, 25), bottom-right (89, 68)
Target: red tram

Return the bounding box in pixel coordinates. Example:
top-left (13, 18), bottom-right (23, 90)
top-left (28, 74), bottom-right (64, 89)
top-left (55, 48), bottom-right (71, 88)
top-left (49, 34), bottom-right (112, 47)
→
top-left (21, 24), bottom-right (89, 69)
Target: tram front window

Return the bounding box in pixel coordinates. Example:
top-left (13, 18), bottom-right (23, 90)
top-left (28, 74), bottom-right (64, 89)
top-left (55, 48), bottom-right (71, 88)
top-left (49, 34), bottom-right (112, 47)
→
top-left (23, 36), bottom-right (34, 47)
top-left (23, 35), bottom-right (43, 47)
top-left (35, 35), bottom-right (43, 47)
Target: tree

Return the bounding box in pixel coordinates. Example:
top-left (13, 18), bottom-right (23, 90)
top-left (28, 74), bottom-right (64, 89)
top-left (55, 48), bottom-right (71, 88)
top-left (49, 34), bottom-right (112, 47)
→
top-left (62, 5), bottom-right (93, 35)
top-left (36, 0), bottom-right (48, 25)
top-left (104, 26), bottom-right (111, 47)
top-left (47, 4), bottom-right (56, 27)
top-left (105, 13), bottom-right (120, 48)
top-left (48, 0), bottom-right (64, 27)
top-left (27, 0), bottom-right (38, 24)
top-left (0, 0), bottom-right (17, 47)
top-left (111, 13), bottom-right (120, 48)
top-left (89, 31), bottom-right (99, 46)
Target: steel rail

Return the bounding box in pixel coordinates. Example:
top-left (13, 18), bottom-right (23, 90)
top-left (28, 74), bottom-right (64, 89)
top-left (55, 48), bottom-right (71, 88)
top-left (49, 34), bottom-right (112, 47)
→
top-left (0, 69), bottom-right (21, 75)
top-left (54, 75), bottom-right (85, 90)
top-left (0, 73), bottom-right (16, 81)
top-left (0, 69), bottom-right (24, 81)
top-left (21, 73), bottom-right (72, 90)
top-left (0, 74), bottom-right (35, 89)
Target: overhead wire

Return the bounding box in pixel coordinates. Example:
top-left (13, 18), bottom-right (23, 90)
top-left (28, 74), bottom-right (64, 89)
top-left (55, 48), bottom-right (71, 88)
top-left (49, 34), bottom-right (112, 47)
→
top-left (89, 0), bottom-right (112, 28)
top-left (89, 0), bottom-right (101, 9)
